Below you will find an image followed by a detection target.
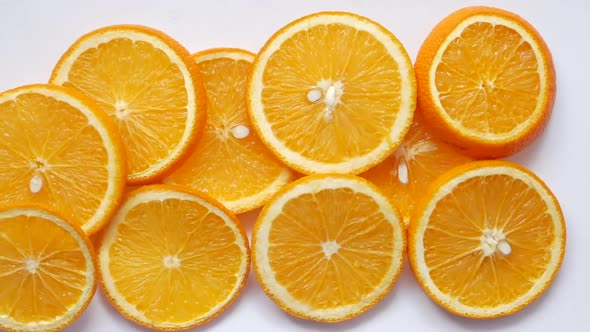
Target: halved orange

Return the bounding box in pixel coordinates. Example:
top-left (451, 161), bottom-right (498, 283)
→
top-left (0, 204), bottom-right (97, 332)
top-left (99, 185), bottom-right (250, 330)
top-left (415, 6), bottom-right (555, 158)
top-left (253, 174), bottom-right (405, 322)
top-left (361, 115), bottom-right (472, 226)
top-left (248, 11), bottom-right (416, 174)
top-left (408, 160), bottom-right (565, 318)
top-left (50, 25), bottom-right (207, 184)
top-left (0, 84), bottom-right (126, 234)
top-left (165, 48), bottom-right (293, 213)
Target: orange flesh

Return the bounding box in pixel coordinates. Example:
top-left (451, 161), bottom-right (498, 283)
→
top-left (262, 24), bottom-right (402, 163)
top-left (0, 215), bottom-right (88, 323)
top-left (436, 22), bottom-right (541, 134)
top-left (423, 174), bottom-right (555, 307)
top-left (167, 55), bottom-right (287, 208)
top-left (268, 188), bottom-right (394, 308)
top-left (108, 198), bottom-right (243, 323)
top-left (0, 93), bottom-right (109, 228)
top-left (361, 118), bottom-right (472, 224)
top-left (62, 38), bottom-right (189, 176)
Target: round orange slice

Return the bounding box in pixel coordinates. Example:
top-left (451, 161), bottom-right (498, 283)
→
top-left (99, 185), bottom-right (250, 330)
top-left (408, 160), bottom-right (565, 318)
top-left (415, 6), bottom-right (556, 158)
top-left (0, 84), bottom-right (125, 234)
top-left (0, 204), bottom-right (97, 332)
top-left (253, 174), bottom-right (405, 322)
top-left (361, 115), bottom-right (473, 227)
top-left (165, 48), bottom-right (293, 214)
top-left (248, 11), bottom-right (416, 174)
top-left (50, 25), bottom-right (207, 184)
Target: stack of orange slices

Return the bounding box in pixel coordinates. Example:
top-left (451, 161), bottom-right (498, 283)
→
top-left (0, 5), bottom-right (565, 331)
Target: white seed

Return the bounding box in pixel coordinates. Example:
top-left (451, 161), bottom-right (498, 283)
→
top-left (231, 125), bottom-right (250, 139)
top-left (497, 240), bottom-right (512, 255)
top-left (397, 159), bottom-right (409, 185)
top-left (29, 174), bottom-right (43, 194)
top-left (307, 89), bottom-right (322, 102)
top-left (325, 85), bottom-right (337, 108)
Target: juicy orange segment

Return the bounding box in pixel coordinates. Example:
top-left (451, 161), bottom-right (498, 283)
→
top-left (165, 48), bottom-right (292, 213)
top-left (253, 175), bottom-right (405, 322)
top-left (0, 205), bottom-right (96, 332)
top-left (99, 185), bottom-right (250, 330)
top-left (415, 6), bottom-right (555, 157)
top-left (361, 116), bottom-right (472, 226)
top-left (0, 84), bottom-right (125, 234)
top-left (408, 161), bottom-right (565, 318)
top-left (50, 25), bottom-right (206, 184)
top-left (248, 11), bottom-right (416, 174)
top-left (437, 24), bottom-right (540, 134)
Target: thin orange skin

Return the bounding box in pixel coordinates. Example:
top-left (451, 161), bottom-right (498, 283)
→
top-left (193, 47), bottom-right (256, 61)
top-left (247, 11), bottom-right (416, 175)
top-left (407, 160), bottom-right (566, 319)
top-left (49, 25), bottom-right (208, 185)
top-left (0, 83), bottom-right (127, 235)
top-left (97, 184), bottom-right (251, 331)
top-left (414, 6), bottom-right (556, 159)
top-left (0, 203), bottom-right (98, 332)
top-left (252, 174), bottom-right (406, 322)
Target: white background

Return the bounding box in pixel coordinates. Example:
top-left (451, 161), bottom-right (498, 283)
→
top-left (0, 0), bottom-right (588, 331)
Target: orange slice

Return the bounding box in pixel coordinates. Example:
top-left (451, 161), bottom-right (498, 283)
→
top-left (165, 48), bottom-right (293, 213)
top-left (50, 25), bottom-right (207, 184)
top-left (361, 115), bottom-right (472, 226)
top-left (248, 11), bottom-right (416, 174)
top-left (0, 84), bottom-right (125, 234)
top-left (253, 174), bottom-right (405, 322)
top-left (0, 204), bottom-right (96, 332)
top-left (99, 185), bottom-right (250, 330)
top-left (408, 160), bottom-right (565, 318)
top-left (415, 6), bottom-right (556, 158)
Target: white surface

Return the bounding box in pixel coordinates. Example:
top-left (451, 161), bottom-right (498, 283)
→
top-left (0, 0), bottom-right (588, 331)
